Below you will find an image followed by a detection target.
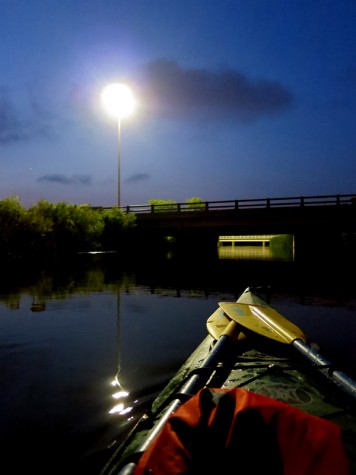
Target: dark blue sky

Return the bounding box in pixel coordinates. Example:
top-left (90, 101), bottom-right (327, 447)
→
top-left (1, 0), bottom-right (355, 207)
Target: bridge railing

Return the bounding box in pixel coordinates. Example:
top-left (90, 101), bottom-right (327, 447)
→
top-left (121, 193), bottom-right (355, 215)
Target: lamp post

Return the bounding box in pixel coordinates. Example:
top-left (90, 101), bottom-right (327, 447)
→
top-left (101, 83), bottom-right (135, 208)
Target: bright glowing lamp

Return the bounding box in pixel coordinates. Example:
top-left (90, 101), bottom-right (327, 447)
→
top-left (101, 83), bottom-right (136, 119)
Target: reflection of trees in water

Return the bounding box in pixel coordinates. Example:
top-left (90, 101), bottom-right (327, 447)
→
top-left (0, 254), bottom-right (136, 310)
top-left (1, 242), bottom-right (355, 311)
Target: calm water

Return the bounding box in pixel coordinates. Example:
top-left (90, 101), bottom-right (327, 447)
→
top-left (0, 248), bottom-right (355, 474)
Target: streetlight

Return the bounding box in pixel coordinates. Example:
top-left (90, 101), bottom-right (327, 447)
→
top-left (101, 83), bottom-right (136, 208)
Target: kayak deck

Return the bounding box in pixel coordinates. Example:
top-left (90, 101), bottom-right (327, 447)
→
top-left (101, 287), bottom-right (356, 474)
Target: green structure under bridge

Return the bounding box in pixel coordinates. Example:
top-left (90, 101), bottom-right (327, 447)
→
top-left (218, 235), bottom-right (278, 247)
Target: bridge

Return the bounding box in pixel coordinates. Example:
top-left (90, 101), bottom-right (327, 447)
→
top-left (120, 193), bottom-right (355, 216)
top-left (111, 194), bottom-right (356, 260)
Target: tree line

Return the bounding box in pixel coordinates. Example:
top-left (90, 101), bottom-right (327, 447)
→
top-left (0, 196), bottom-right (205, 258)
top-left (0, 196), bottom-right (136, 257)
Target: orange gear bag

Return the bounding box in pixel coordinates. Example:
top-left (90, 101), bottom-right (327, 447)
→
top-left (134, 387), bottom-right (350, 475)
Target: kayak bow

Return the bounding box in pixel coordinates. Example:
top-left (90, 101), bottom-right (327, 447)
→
top-left (102, 287), bottom-right (356, 475)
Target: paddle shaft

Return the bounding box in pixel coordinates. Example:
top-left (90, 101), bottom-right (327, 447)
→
top-left (293, 339), bottom-right (356, 400)
top-left (117, 321), bottom-right (237, 475)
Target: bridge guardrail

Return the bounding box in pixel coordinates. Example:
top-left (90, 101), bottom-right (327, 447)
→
top-left (118, 193), bottom-right (355, 215)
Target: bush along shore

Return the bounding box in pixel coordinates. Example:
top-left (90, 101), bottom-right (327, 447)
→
top-left (0, 196), bottom-right (137, 258)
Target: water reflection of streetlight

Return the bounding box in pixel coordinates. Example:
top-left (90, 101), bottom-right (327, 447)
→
top-left (108, 290), bottom-right (132, 416)
top-left (109, 377), bottom-right (131, 415)
top-left (101, 83), bottom-right (136, 208)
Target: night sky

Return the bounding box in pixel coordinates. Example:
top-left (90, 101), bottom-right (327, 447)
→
top-left (1, 0), bottom-right (355, 208)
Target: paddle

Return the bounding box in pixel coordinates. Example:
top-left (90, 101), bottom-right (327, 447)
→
top-left (219, 302), bottom-right (356, 400)
top-left (206, 307), bottom-right (246, 341)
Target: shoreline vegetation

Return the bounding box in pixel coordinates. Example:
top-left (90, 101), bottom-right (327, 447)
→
top-left (0, 196), bottom-right (205, 258)
top-left (0, 195), bottom-right (136, 257)
top-left (1, 195), bottom-right (355, 260)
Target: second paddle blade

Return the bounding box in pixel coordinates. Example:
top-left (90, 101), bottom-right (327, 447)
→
top-left (219, 302), bottom-right (307, 344)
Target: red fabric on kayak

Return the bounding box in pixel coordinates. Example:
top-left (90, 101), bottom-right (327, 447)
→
top-left (134, 387), bottom-right (350, 475)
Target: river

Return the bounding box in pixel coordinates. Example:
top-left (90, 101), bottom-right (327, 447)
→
top-left (0, 247), bottom-right (355, 474)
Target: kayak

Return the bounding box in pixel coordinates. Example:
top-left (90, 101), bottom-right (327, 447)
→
top-left (101, 287), bottom-right (356, 475)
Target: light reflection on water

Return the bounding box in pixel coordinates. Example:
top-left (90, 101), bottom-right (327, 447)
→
top-left (219, 245), bottom-right (273, 260)
top-left (218, 244), bottom-right (292, 261)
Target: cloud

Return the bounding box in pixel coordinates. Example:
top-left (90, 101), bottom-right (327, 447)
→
top-left (125, 173), bottom-right (150, 184)
top-left (0, 88), bottom-right (54, 145)
top-left (135, 59), bottom-right (293, 122)
top-left (38, 174), bottom-right (92, 185)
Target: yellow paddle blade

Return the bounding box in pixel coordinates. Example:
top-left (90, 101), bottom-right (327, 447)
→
top-left (218, 302), bottom-right (307, 344)
top-left (206, 308), bottom-right (245, 342)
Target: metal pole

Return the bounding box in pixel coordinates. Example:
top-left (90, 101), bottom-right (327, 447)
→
top-left (117, 117), bottom-right (121, 208)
